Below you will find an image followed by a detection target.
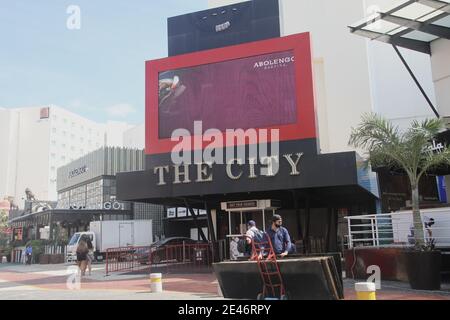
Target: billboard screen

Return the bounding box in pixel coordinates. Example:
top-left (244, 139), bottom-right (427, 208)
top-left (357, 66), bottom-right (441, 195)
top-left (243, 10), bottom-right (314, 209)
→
top-left (158, 50), bottom-right (297, 139)
top-left (146, 33), bottom-right (316, 155)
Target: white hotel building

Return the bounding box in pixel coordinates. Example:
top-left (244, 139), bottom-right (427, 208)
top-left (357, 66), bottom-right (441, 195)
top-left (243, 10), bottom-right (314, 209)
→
top-left (0, 105), bottom-right (133, 206)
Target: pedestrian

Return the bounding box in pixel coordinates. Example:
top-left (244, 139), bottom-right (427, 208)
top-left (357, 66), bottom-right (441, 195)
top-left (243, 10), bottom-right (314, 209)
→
top-left (76, 239), bottom-right (89, 276)
top-left (245, 220), bottom-right (265, 258)
top-left (25, 244), bottom-right (33, 265)
top-left (83, 236), bottom-right (94, 276)
top-left (266, 215), bottom-right (295, 258)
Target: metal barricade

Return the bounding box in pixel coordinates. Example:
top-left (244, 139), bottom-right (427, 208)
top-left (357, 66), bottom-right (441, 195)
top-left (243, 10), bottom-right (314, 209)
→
top-left (105, 246), bottom-right (151, 276)
top-left (152, 243), bottom-right (213, 274)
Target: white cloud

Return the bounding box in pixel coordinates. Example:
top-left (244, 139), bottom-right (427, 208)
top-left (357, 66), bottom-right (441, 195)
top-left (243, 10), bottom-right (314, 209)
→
top-left (105, 103), bottom-right (136, 118)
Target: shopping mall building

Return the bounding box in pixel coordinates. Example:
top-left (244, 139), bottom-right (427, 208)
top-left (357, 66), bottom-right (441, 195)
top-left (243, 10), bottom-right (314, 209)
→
top-left (8, 147), bottom-right (165, 242)
top-left (117, 0), bottom-right (450, 259)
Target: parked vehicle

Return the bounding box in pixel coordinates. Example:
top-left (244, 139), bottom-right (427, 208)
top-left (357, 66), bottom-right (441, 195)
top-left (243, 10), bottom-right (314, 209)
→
top-left (66, 220), bottom-right (153, 263)
top-left (140, 237), bottom-right (208, 265)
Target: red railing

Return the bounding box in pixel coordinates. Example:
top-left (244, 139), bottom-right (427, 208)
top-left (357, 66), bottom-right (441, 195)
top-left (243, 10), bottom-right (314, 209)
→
top-left (159, 243), bottom-right (213, 274)
top-left (105, 246), bottom-right (151, 276)
top-left (105, 243), bottom-right (213, 275)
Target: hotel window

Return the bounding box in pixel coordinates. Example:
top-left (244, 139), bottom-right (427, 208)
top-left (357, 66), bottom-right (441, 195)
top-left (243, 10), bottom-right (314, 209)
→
top-left (52, 128), bottom-right (57, 133)
top-left (51, 140), bottom-right (56, 146)
top-left (40, 107), bottom-right (50, 120)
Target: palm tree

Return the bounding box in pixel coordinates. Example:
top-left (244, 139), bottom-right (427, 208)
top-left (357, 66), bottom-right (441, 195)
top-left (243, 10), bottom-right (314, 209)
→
top-left (349, 113), bottom-right (450, 248)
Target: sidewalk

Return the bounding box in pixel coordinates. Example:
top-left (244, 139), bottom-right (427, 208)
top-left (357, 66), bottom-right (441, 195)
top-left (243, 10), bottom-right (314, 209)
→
top-left (0, 263), bottom-right (221, 300)
top-left (1, 263), bottom-right (450, 300)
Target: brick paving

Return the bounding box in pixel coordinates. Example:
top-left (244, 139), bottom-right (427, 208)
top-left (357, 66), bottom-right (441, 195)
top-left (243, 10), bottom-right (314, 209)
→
top-left (1, 263), bottom-right (450, 300)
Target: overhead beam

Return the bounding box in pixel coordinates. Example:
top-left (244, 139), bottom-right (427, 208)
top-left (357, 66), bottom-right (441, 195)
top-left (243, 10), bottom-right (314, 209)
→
top-left (381, 13), bottom-right (450, 39)
top-left (417, 0), bottom-right (450, 12)
top-left (349, 27), bottom-right (431, 54)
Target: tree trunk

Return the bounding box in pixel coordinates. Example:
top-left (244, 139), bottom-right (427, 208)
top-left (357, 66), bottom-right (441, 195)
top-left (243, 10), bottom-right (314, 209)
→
top-left (412, 185), bottom-right (425, 248)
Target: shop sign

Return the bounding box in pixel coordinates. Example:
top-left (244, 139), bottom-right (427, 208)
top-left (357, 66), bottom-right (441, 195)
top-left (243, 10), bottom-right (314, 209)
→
top-left (103, 201), bottom-right (124, 210)
top-left (68, 165), bottom-right (88, 179)
top-left (167, 208), bottom-right (177, 218)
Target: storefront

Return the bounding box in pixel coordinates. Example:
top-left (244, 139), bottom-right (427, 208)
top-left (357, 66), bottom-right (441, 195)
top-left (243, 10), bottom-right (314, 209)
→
top-left (117, 1), bottom-right (380, 260)
top-left (9, 147), bottom-right (165, 243)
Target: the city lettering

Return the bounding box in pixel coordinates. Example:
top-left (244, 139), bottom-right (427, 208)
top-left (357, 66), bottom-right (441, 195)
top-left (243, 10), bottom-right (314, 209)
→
top-left (153, 153), bottom-right (304, 186)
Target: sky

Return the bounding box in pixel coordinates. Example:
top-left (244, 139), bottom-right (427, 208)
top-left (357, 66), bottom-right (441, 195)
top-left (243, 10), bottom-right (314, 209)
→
top-left (0, 0), bottom-right (207, 125)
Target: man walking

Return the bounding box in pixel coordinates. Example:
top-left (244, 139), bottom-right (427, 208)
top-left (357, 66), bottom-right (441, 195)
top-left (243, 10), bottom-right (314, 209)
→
top-left (25, 244), bottom-right (33, 265)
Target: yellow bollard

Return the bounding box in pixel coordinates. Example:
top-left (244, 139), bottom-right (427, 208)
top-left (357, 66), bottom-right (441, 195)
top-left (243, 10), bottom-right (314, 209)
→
top-left (150, 273), bottom-right (163, 293)
top-left (355, 282), bottom-right (376, 300)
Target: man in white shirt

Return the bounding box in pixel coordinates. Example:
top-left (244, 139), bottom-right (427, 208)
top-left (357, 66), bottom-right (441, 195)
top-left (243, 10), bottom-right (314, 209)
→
top-left (245, 220), bottom-right (259, 245)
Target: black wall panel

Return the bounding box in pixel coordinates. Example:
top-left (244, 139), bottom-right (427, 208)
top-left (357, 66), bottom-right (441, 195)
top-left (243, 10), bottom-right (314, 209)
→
top-left (168, 0), bottom-right (280, 56)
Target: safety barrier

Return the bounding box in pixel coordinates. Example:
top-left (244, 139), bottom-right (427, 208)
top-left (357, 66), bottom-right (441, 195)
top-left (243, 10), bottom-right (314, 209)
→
top-left (159, 243), bottom-right (213, 274)
top-left (44, 245), bottom-right (67, 255)
top-left (105, 243), bottom-right (213, 275)
top-left (162, 244), bottom-right (213, 273)
top-left (105, 246), bottom-right (151, 276)
top-left (345, 208), bottom-right (450, 249)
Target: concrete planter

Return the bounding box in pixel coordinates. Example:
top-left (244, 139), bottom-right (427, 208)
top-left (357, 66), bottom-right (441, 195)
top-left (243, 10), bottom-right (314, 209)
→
top-left (49, 254), bottom-right (65, 264)
top-left (404, 251), bottom-right (441, 290)
top-left (345, 247), bottom-right (409, 282)
top-left (39, 254), bottom-right (50, 265)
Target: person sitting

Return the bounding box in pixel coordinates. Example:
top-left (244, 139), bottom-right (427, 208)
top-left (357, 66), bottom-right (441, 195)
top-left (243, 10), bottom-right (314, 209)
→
top-left (245, 220), bottom-right (260, 256)
top-left (266, 215), bottom-right (295, 258)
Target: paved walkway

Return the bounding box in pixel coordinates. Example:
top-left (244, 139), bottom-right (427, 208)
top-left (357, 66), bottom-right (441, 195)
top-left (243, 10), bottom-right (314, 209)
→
top-left (0, 263), bottom-right (221, 300)
top-left (1, 263), bottom-right (450, 300)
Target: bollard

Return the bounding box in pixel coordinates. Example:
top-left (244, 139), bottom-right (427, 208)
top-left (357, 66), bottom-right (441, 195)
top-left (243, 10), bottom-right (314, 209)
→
top-left (1, 256), bottom-right (6, 264)
top-left (150, 273), bottom-right (163, 293)
top-left (355, 282), bottom-right (376, 300)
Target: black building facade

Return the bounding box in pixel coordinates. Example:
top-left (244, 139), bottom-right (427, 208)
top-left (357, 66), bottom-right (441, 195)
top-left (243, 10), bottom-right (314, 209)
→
top-left (117, 0), bottom-right (380, 259)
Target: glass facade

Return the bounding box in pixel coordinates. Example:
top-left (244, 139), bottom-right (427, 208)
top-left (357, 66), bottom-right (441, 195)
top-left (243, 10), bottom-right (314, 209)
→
top-left (57, 176), bottom-right (165, 238)
top-left (58, 178), bottom-right (128, 210)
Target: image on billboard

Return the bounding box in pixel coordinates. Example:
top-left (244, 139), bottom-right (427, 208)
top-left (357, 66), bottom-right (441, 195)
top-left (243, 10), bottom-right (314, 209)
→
top-left (158, 50), bottom-right (297, 139)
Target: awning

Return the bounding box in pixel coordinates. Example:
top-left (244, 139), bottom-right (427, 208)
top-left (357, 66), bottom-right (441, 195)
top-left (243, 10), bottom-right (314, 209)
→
top-left (8, 209), bottom-right (133, 227)
top-left (349, 0), bottom-right (450, 54)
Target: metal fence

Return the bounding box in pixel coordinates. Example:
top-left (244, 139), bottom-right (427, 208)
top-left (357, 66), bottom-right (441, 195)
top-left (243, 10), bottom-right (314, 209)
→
top-left (105, 243), bottom-right (213, 275)
top-left (44, 245), bottom-right (67, 255)
top-left (345, 208), bottom-right (450, 249)
top-left (162, 243), bottom-right (213, 274)
top-left (105, 246), bottom-right (151, 276)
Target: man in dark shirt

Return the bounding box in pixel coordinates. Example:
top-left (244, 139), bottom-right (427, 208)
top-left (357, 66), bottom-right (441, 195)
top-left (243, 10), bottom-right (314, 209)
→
top-left (266, 215), bottom-right (295, 257)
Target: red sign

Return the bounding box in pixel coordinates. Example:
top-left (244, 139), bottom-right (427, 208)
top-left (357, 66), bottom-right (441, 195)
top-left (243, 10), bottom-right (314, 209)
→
top-left (145, 32), bottom-right (316, 155)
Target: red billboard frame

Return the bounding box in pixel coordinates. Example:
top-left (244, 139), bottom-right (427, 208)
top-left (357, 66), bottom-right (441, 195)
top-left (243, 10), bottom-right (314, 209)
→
top-left (145, 32), bottom-right (317, 155)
